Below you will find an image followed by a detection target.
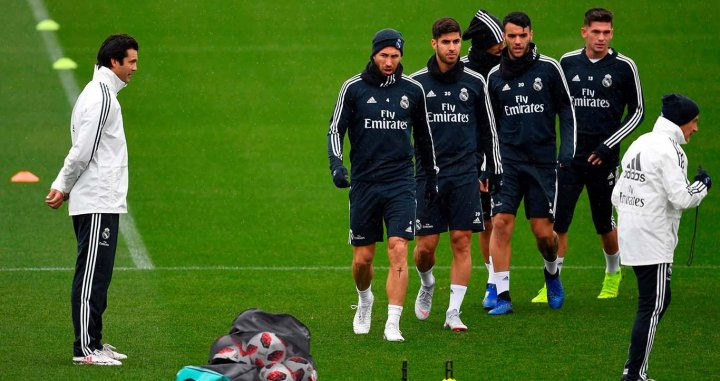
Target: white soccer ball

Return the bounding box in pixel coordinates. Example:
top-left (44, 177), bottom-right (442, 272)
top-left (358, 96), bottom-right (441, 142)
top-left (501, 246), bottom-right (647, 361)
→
top-left (283, 356), bottom-right (317, 381)
top-left (210, 336), bottom-right (249, 365)
top-left (258, 362), bottom-right (293, 381)
top-left (246, 331), bottom-right (287, 368)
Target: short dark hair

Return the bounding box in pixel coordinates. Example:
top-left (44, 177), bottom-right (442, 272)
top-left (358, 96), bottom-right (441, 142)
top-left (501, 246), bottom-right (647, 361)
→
top-left (432, 18), bottom-right (461, 39)
top-left (96, 34), bottom-right (139, 68)
top-left (584, 8), bottom-right (613, 26)
top-left (503, 12), bottom-right (531, 30)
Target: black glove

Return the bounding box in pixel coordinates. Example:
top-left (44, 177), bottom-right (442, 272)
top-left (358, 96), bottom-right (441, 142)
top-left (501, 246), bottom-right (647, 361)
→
top-left (424, 176), bottom-right (439, 206)
top-left (331, 166), bottom-right (350, 188)
top-left (591, 143), bottom-right (613, 163)
top-left (695, 165), bottom-right (712, 190)
top-left (488, 173), bottom-right (503, 194)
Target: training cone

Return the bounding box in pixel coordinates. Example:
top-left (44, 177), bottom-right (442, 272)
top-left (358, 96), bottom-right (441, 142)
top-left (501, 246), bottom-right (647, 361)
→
top-left (36, 19), bottom-right (60, 31)
top-left (53, 57), bottom-right (77, 70)
top-left (11, 171), bottom-right (40, 183)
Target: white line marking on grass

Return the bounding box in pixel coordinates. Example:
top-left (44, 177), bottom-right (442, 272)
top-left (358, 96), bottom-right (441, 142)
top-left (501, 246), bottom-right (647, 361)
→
top-left (27, 0), bottom-right (154, 269)
top-left (3, 264), bottom-right (720, 273)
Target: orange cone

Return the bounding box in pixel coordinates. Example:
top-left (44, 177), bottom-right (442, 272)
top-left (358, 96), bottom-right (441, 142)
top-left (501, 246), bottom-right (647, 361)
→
top-left (11, 171), bottom-right (40, 183)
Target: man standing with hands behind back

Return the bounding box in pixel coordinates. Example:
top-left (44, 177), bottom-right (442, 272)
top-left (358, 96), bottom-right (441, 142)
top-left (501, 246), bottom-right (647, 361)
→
top-left (46, 34), bottom-right (138, 366)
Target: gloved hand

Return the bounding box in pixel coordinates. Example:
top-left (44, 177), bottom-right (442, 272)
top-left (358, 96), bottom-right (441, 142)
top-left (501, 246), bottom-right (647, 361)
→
top-left (478, 170), bottom-right (490, 183)
top-left (695, 165), bottom-right (712, 190)
top-left (588, 143), bottom-right (613, 165)
top-left (425, 176), bottom-right (439, 206)
top-left (488, 173), bottom-right (503, 194)
top-left (331, 166), bottom-right (350, 188)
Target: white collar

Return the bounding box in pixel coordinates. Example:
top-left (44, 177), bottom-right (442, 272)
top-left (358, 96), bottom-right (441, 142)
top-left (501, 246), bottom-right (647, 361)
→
top-left (653, 116), bottom-right (687, 144)
top-left (92, 65), bottom-right (127, 94)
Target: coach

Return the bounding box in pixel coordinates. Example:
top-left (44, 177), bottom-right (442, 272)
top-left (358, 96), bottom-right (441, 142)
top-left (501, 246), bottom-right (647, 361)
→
top-left (613, 94), bottom-right (710, 380)
top-left (46, 34), bottom-right (138, 365)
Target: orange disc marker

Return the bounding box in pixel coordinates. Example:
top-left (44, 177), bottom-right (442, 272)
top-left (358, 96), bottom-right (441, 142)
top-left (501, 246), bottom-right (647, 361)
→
top-left (10, 171), bottom-right (40, 183)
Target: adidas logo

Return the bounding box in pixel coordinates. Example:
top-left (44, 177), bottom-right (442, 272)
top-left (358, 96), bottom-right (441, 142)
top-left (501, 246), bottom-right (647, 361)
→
top-left (427, 90), bottom-right (436, 97)
top-left (626, 152), bottom-right (642, 171)
top-left (572, 74), bottom-right (580, 82)
top-left (405, 226), bottom-right (413, 233)
top-left (367, 97), bottom-right (377, 104)
top-left (473, 217), bottom-right (481, 224)
top-left (502, 84), bottom-right (511, 91)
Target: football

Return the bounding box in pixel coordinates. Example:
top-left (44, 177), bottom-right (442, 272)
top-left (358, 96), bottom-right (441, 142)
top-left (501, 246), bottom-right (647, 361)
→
top-left (245, 331), bottom-right (287, 368)
top-left (283, 356), bottom-right (317, 381)
top-left (258, 362), bottom-right (293, 381)
top-left (209, 335), bottom-right (249, 364)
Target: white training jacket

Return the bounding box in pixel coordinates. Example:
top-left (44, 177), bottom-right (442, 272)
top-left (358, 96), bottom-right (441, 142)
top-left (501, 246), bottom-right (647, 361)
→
top-left (51, 66), bottom-right (128, 216)
top-left (611, 116), bottom-right (708, 266)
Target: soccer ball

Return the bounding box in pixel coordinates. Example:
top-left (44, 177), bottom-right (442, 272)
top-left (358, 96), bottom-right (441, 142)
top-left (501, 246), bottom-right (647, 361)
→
top-left (283, 356), bottom-right (317, 381)
top-left (210, 335), bottom-right (249, 364)
top-left (246, 331), bottom-right (287, 368)
top-left (258, 362), bottom-right (293, 381)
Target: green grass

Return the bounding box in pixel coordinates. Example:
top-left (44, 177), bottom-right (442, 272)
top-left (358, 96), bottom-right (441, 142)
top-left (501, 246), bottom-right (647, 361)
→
top-left (2, 0), bottom-right (720, 379)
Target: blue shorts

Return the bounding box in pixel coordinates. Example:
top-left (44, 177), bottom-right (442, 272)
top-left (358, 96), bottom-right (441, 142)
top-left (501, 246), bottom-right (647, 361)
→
top-left (481, 190), bottom-right (492, 221)
top-left (415, 175), bottom-right (484, 235)
top-left (554, 162), bottom-right (618, 234)
top-left (349, 179), bottom-right (415, 246)
top-left (491, 162), bottom-right (556, 220)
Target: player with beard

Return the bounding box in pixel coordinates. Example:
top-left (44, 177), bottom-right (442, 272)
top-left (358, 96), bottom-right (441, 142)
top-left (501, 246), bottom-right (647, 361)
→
top-left (409, 17), bottom-right (500, 330)
top-left (327, 28), bottom-right (438, 341)
top-left (485, 12), bottom-right (576, 315)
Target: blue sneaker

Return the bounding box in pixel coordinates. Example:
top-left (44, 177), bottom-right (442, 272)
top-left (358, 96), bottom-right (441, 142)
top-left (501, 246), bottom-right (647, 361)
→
top-left (544, 268), bottom-right (564, 309)
top-left (487, 296), bottom-right (513, 315)
top-left (482, 283), bottom-right (497, 310)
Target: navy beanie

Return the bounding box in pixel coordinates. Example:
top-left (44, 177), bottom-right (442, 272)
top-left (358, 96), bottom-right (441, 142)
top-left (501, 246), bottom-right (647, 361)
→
top-left (662, 94), bottom-right (699, 126)
top-left (371, 28), bottom-right (404, 57)
top-left (462, 10), bottom-right (503, 50)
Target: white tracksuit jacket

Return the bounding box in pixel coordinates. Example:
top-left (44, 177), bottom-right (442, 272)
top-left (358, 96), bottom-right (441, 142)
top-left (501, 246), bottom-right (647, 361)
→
top-left (611, 116), bottom-right (708, 266)
top-left (51, 66), bottom-right (128, 216)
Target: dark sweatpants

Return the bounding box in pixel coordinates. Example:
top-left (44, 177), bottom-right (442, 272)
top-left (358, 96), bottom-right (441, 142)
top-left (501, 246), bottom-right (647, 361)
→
top-left (622, 263), bottom-right (672, 381)
top-left (71, 213), bottom-right (119, 357)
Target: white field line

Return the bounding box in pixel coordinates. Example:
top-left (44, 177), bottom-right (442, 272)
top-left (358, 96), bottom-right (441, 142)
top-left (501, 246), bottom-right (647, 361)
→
top-left (27, 0), bottom-right (154, 269)
top-left (2, 264), bottom-right (720, 273)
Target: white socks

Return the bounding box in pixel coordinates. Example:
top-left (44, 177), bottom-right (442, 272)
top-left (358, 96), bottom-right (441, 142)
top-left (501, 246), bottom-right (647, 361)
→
top-left (485, 257), bottom-right (495, 284)
top-left (387, 304), bottom-right (403, 326)
top-left (417, 266), bottom-right (435, 287)
top-left (544, 258), bottom-right (558, 275)
top-left (494, 271), bottom-right (510, 294)
top-left (604, 250), bottom-right (620, 274)
top-left (357, 285), bottom-right (372, 305)
top-left (448, 284), bottom-right (467, 312)
top-left (557, 257), bottom-right (565, 273)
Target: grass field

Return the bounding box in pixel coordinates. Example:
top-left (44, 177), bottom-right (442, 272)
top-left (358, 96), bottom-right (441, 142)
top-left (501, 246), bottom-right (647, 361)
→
top-left (2, 0), bottom-right (720, 379)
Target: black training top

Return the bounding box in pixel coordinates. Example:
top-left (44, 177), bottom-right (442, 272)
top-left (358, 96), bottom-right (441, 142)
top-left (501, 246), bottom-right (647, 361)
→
top-left (327, 63), bottom-right (438, 183)
top-left (560, 48), bottom-right (644, 165)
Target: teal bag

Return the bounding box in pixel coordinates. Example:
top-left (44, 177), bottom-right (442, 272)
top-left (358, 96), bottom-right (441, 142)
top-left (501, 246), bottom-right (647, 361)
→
top-left (176, 366), bottom-right (232, 381)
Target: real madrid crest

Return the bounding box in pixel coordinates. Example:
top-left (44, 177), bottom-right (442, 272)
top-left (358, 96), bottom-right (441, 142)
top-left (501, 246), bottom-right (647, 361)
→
top-left (602, 74), bottom-right (612, 87)
top-left (400, 95), bottom-right (409, 109)
top-left (533, 77), bottom-right (543, 91)
top-left (459, 88), bottom-right (469, 102)
top-left (102, 227), bottom-right (110, 240)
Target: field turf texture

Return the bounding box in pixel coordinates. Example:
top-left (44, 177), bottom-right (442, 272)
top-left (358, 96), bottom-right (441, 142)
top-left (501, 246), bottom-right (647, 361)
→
top-left (2, 1), bottom-right (719, 379)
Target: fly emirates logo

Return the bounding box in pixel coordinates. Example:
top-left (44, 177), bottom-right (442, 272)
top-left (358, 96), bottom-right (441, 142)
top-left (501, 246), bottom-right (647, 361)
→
top-left (504, 95), bottom-right (544, 116)
top-left (573, 88), bottom-right (610, 108)
top-left (364, 110), bottom-right (409, 130)
top-left (427, 103), bottom-right (470, 123)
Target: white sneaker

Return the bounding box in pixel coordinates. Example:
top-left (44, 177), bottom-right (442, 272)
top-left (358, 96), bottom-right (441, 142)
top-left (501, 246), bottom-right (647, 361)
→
top-left (351, 292), bottom-right (374, 334)
top-left (383, 321), bottom-right (405, 342)
top-left (72, 349), bottom-right (122, 366)
top-left (99, 343), bottom-right (127, 360)
top-left (414, 283), bottom-right (434, 320)
top-left (443, 309), bottom-right (468, 331)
